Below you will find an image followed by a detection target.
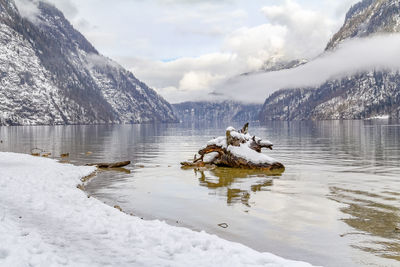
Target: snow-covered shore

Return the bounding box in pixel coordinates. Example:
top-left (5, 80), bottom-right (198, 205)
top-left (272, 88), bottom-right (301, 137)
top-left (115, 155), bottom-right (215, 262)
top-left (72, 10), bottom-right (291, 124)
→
top-left (0, 152), bottom-right (314, 267)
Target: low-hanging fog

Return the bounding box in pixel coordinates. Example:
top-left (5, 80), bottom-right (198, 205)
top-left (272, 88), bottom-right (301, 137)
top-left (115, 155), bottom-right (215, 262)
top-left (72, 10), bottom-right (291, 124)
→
top-left (214, 34), bottom-right (400, 103)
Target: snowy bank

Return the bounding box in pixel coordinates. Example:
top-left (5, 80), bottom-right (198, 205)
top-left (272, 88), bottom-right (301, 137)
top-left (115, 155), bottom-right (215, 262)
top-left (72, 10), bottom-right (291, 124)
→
top-left (365, 114), bottom-right (390, 120)
top-left (0, 152), bottom-right (313, 267)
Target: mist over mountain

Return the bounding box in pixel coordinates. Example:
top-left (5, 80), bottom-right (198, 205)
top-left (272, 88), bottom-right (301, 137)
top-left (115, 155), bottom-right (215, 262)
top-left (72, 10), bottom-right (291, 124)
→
top-left (260, 0), bottom-right (400, 121)
top-left (0, 0), bottom-right (177, 125)
top-left (172, 101), bottom-right (261, 123)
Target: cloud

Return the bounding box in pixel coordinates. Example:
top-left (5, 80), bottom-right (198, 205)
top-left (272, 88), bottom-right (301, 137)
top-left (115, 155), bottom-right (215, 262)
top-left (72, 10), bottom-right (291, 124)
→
top-left (222, 24), bottom-right (287, 70)
top-left (327, 0), bottom-right (361, 18)
top-left (121, 53), bottom-right (240, 102)
top-left (14, 0), bottom-right (40, 22)
top-left (179, 71), bottom-right (225, 91)
top-left (122, 0), bottom-right (348, 103)
top-left (158, 4), bottom-right (248, 38)
top-left (130, 34), bottom-right (400, 104)
top-left (214, 34), bottom-right (400, 103)
top-left (138, 0), bottom-right (233, 5)
top-left (261, 0), bottom-right (338, 60)
top-left (14, 0), bottom-right (78, 23)
top-left (45, 0), bottom-right (78, 18)
top-left (85, 53), bottom-right (121, 70)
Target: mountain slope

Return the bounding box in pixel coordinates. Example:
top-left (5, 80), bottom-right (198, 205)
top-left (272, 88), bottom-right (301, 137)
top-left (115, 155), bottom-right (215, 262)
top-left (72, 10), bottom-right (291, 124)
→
top-left (326, 0), bottom-right (400, 50)
top-left (260, 71), bottom-right (400, 120)
top-left (260, 0), bottom-right (400, 121)
top-left (0, 0), bottom-right (177, 125)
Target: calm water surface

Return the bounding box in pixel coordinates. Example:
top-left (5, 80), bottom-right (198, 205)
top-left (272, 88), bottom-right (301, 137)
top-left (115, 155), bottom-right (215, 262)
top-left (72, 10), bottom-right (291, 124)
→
top-left (1, 120), bottom-right (399, 267)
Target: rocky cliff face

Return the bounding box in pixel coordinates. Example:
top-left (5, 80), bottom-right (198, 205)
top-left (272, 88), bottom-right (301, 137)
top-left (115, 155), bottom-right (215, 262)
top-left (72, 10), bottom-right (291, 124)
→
top-left (260, 0), bottom-right (400, 121)
top-left (172, 101), bottom-right (261, 123)
top-left (326, 0), bottom-right (400, 50)
top-left (0, 0), bottom-right (177, 125)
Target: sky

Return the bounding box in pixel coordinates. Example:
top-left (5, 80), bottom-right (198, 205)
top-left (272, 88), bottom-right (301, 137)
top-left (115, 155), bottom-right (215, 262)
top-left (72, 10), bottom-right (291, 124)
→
top-left (16, 0), bottom-right (365, 103)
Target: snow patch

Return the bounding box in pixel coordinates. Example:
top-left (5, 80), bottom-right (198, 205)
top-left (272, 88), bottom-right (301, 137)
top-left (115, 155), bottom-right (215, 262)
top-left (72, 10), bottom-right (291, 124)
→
top-left (230, 130), bottom-right (252, 140)
top-left (207, 136), bottom-right (227, 148)
top-left (365, 114), bottom-right (390, 120)
top-left (228, 143), bottom-right (276, 164)
top-left (259, 139), bottom-right (274, 147)
top-left (203, 152), bottom-right (220, 163)
top-left (0, 152), bottom-right (311, 266)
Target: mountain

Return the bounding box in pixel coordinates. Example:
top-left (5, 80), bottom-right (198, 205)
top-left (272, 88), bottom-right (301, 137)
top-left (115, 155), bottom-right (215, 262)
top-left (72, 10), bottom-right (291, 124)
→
top-left (326, 0), bottom-right (400, 50)
top-left (241, 59), bottom-right (307, 76)
top-left (0, 0), bottom-right (177, 125)
top-left (261, 59), bottom-right (308, 72)
top-left (260, 0), bottom-right (400, 121)
top-left (172, 101), bottom-right (261, 123)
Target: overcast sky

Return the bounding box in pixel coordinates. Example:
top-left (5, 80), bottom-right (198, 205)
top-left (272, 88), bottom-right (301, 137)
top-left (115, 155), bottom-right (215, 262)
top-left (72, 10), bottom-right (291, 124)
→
top-left (19, 0), bottom-right (364, 103)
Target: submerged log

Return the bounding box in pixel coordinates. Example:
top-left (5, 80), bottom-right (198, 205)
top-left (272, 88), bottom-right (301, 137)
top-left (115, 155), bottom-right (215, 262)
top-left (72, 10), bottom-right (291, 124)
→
top-left (86, 161), bottom-right (131, 168)
top-left (181, 123), bottom-right (284, 172)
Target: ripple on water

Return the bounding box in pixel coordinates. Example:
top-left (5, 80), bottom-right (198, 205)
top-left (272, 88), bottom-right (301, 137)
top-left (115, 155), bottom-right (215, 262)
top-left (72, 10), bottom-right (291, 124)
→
top-left (1, 121), bottom-right (400, 267)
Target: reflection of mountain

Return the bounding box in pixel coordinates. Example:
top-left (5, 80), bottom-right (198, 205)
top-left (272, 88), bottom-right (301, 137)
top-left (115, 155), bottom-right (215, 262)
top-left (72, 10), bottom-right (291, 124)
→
top-left (329, 186), bottom-right (400, 261)
top-left (195, 168), bottom-right (279, 206)
top-left (0, 123), bottom-right (167, 166)
top-left (258, 120), bottom-right (400, 172)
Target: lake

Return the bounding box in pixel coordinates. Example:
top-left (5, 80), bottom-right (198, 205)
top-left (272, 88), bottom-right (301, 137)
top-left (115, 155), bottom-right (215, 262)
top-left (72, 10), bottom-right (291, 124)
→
top-left (0, 120), bottom-right (399, 267)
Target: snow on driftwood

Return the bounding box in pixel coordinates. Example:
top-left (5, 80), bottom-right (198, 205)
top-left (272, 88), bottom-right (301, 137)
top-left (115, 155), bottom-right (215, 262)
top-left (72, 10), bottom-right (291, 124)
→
top-left (0, 152), bottom-right (310, 266)
top-left (182, 123), bottom-right (284, 171)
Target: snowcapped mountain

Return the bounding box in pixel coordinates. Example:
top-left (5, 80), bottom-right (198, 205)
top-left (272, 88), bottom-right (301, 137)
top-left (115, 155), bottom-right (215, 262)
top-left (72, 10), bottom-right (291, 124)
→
top-left (261, 59), bottom-right (308, 72)
top-left (172, 101), bottom-right (261, 123)
top-left (326, 0), bottom-right (400, 50)
top-left (260, 0), bottom-right (400, 121)
top-left (0, 0), bottom-right (177, 125)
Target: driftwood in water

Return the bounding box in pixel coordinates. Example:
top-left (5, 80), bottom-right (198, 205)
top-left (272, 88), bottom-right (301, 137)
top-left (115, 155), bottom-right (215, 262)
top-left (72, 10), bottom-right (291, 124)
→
top-left (181, 123), bottom-right (284, 171)
top-left (30, 147), bottom-right (52, 157)
top-left (86, 161), bottom-right (131, 168)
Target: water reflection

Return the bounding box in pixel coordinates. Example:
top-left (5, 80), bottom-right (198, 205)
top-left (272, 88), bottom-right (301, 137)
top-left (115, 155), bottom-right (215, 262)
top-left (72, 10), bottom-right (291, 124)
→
top-left (0, 124), bottom-right (171, 166)
top-left (329, 186), bottom-right (400, 261)
top-left (193, 167), bottom-right (280, 206)
top-left (1, 121), bottom-right (400, 267)
top-left (106, 167), bottom-right (131, 174)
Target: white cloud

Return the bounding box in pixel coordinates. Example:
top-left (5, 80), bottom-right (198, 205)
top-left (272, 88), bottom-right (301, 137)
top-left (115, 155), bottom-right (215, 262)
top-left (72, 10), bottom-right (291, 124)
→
top-left (45, 0), bottom-right (78, 18)
top-left (14, 0), bottom-right (78, 23)
top-left (327, 0), bottom-right (361, 18)
top-left (179, 71), bottom-right (225, 91)
top-left (261, 0), bottom-right (338, 59)
top-left (146, 0), bottom-right (234, 4)
top-left (14, 0), bottom-right (40, 23)
top-left (223, 24), bottom-right (287, 69)
top-left (214, 34), bottom-right (400, 103)
top-left (85, 53), bottom-right (121, 70)
top-left (123, 0), bottom-right (351, 103)
top-left (158, 4), bottom-right (248, 39)
top-left (123, 53), bottom-right (240, 102)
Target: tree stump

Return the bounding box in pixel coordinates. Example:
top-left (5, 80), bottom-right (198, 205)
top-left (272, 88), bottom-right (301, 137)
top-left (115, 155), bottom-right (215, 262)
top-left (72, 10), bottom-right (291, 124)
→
top-left (181, 123), bottom-right (284, 171)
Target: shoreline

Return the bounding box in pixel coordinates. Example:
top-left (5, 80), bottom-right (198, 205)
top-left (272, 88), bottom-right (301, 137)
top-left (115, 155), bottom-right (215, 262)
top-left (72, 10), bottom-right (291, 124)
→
top-left (0, 152), bottom-right (314, 266)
